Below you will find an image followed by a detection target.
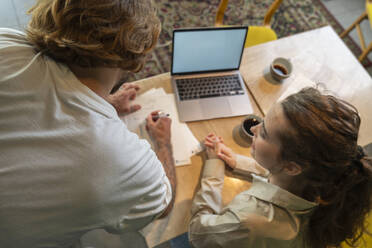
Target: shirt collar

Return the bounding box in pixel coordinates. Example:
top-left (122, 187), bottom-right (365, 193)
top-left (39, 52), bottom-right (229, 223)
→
top-left (57, 62), bottom-right (118, 119)
top-left (247, 177), bottom-right (318, 213)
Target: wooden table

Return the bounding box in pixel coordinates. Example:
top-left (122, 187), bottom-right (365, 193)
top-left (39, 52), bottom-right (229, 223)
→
top-left (137, 26), bottom-right (372, 247)
top-left (241, 26), bottom-right (372, 146)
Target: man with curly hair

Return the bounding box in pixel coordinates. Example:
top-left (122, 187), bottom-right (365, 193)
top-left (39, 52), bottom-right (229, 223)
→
top-left (0, 1), bottom-right (176, 247)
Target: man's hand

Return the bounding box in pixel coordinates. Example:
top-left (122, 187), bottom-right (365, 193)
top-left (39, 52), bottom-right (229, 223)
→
top-left (146, 111), bottom-right (172, 148)
top-left (107, 83), bottom-right (141, 115)
top-left (146, 111), bottom-right (176, 218)
top-left (204, 133), bottom-right (237, 169)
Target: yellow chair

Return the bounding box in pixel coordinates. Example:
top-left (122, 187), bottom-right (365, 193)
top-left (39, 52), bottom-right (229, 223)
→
top-left (340, 0), bottom-right (372, 62)
top-left (215, 0), bottom-right (283, 48)
top-left (340, 213), bottom-right (372, 248)
top-left (369, 0), bottom-right (372, 29)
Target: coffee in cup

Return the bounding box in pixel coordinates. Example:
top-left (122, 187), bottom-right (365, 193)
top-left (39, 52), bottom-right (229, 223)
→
top-left (232, 114), bottom-right (263, 147)
top-left (242, 118), bottom-right (261, 136)
top-left (272, 64), bottom-right (288, 77)
top-left (270, 57), bottom-right (292, 81)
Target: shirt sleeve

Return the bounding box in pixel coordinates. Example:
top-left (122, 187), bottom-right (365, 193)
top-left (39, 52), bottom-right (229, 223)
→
top-left (233, 155), bottom-right (270, 178)
top-left (190, 158), bottom-right (226, 216)
top-left (111, 173), bottom-right (172, 233)
top-left (89, 118), bottom-right (172, 234)
top-left (189, 158), bottom-right (243, 247)
top-left (104, 150), bottom-right (172, 233)
top-left (189, 159), bottom-right (297, 247)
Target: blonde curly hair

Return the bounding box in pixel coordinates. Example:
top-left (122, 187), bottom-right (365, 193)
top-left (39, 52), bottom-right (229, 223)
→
top-left (26, 0), bottom-right (161, 72)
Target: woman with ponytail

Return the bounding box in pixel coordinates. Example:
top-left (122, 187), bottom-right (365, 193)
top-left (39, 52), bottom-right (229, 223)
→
top-left (189, 87), bottom-right (372, 248)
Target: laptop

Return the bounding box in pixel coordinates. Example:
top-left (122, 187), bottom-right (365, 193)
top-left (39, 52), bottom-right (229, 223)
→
top-left (171, 26), bottom-right (254, 122)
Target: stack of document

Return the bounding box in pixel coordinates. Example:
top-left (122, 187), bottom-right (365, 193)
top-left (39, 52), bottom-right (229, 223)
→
top-left (121, 88), bottom-right (202, 166)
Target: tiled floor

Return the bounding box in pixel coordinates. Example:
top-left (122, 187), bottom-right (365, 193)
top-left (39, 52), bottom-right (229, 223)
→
top-left (322, 0), bottom-right (372, 61)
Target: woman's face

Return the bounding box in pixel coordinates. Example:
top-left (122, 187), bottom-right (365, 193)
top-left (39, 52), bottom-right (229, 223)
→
top-left (250, 103), bottom-right (289, 174)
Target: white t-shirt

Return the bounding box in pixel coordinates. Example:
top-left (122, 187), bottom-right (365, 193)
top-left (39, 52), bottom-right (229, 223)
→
top-left (0, 28), bottom-right (171, 248)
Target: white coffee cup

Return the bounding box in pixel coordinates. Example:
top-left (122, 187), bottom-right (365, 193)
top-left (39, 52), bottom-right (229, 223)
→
top-left (232, 114), bottom-right (263, 147)
top-left (270, 57), bottom-right (293, 81)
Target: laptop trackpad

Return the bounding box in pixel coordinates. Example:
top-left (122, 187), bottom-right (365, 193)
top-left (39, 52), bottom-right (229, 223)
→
top-left (201, 98), bottom-right (232, 117)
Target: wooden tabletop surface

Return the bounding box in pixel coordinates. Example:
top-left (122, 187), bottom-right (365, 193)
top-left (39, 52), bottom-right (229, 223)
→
top-left (241, 26), bottom-right (372, 145)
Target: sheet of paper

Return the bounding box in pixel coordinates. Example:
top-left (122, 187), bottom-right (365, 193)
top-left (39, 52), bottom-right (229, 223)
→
top-left (121, 89), bottom-right (200, 166)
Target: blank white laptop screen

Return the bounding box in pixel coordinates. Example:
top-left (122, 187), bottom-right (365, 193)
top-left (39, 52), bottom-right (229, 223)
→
top-left (172, 28), bottom-right (247, 74)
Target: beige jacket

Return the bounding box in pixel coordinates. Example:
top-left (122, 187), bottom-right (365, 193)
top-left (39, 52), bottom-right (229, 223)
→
top-left (189, 155), bottom-right (317, 248)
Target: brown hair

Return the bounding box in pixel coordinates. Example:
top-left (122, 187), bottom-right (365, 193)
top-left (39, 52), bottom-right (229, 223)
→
top-left (279, 87), bottom-right (372, 248)
top-left (26, 0), bottom-right (161, 72)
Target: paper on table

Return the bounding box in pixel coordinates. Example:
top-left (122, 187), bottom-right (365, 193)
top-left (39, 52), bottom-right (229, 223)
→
top-left (144, 89), bottom-right (201, 156)
top-left (123, 88), bottom-right (166, 132)
top-left (121, 89), bottom-right (200, 166)
top-left (136, 94), bottom-right (194, 166)
top-left (142, 89), bottom-right (202, 156)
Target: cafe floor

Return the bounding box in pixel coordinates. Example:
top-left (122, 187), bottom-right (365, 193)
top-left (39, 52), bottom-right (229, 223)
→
top-left (321, 0), bottom-right (372, 61)
top-left (2, 0), bottom-right (372, 61)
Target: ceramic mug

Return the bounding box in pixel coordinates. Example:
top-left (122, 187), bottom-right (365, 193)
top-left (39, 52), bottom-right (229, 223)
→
top-left (232, 114), bottom-right (263, 147)
top-left (270, 57), bottom-right (293, 81)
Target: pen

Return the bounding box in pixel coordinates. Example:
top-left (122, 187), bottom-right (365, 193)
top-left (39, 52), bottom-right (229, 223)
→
top-left (152, 111), bottom-right (170, 121)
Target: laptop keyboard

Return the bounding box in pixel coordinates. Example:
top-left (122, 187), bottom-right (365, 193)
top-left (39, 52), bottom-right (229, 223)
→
top-left (176, 75), bottom-right (244, 101)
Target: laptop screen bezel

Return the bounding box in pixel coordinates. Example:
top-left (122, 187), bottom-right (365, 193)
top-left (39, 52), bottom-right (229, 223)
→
top-left (170, 26), bottom-right (248, 76)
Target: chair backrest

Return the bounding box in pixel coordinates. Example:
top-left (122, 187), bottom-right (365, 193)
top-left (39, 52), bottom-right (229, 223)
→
top-left (263, 0), bottom-right (283, 26)
top-left (341, 213), bottom-right (372, 248)
top-left (367, 0), bottom-right (372, 28)
top-left (215, 0), bottom-right (283, 26)
top-left (340, 0), bottom-right (372, 62)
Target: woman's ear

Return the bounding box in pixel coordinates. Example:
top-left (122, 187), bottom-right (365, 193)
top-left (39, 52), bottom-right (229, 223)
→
top-left (283, 162), bottom-right (303, 176)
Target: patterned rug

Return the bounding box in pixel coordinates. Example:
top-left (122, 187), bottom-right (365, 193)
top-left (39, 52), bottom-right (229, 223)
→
top-left (122, 0), bottom-right (371, 84)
